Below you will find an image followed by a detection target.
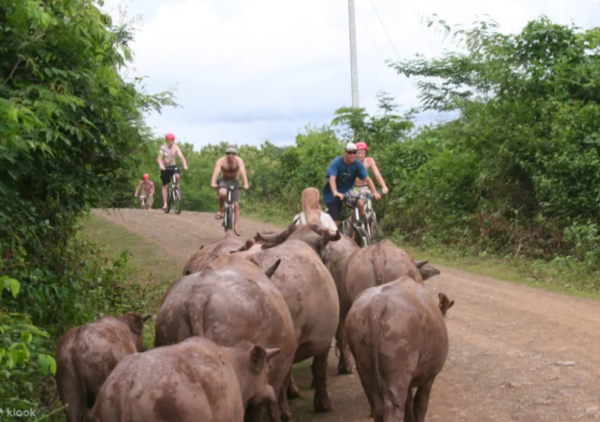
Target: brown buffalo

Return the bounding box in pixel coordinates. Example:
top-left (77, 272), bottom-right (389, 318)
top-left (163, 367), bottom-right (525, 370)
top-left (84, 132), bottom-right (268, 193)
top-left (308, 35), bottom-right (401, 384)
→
top-left (345, 276), bottom-right (450, 422)
top-left (87, 337), bottom-right (280, 422)
top-left (345, 240), bottom-right (440, 303)
top-left (335, 241), bottom-right (439, 377)
top-left (289, 187), bottom-right (359, 377)
top-left (158, 231), bottom-right (246, 307)
top-left (154, 254), bottom-right (296, 422)
top-left (243, 224), bottom-right (341, 415)
top-left (182, 229), bottom-right (245, 276)
top-left (321, 234), bottom-right (359, 375)
top-left (55, 312), bottom-right (151, 422)
top-left (438, 292), bottom-right (455, 316)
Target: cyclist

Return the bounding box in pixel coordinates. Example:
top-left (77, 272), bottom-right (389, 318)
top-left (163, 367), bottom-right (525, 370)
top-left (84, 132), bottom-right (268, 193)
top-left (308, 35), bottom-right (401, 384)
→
top-left (133, 173), bottom-right (155, 210)
top-left (323, 142), bottom-right (380, 227)
top-left (157, 133), bottom-right (188, 210)
top-left (210, 144), bottom-right (249, 236)
top-left (353, 141), bottom-right (389, 196)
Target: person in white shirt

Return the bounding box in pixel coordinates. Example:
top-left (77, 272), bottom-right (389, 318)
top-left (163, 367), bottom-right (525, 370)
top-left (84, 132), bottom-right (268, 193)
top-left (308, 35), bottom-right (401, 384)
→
top-left (293, 187), bottom-right (337, 231)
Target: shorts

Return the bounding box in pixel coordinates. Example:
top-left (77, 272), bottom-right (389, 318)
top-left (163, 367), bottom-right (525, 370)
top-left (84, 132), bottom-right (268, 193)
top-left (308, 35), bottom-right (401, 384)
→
top-left (351, 185), bottom-right (371, 196)
top-left (217, 179), bottom-right (241, 202)
top-left (161, 165), bottom-right (180, 186)
top-left (139, 194), bottom-right (153, 207)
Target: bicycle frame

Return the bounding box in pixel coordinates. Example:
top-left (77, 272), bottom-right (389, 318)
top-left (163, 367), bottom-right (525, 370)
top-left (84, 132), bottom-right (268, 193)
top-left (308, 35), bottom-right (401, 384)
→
top-left (339, 192), bottom-right (382, 247)
top-left (164, 166), bottom-right (182, 214)
top-left (222, 184), bottom-right (236, 231)
top-left (339, 195), bottom-right (371, 247)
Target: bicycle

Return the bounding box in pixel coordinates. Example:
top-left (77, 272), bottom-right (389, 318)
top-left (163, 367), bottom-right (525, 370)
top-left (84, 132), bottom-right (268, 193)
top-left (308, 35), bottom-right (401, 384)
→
top-left (221, 183), bottom-right (237, 232)
top-left (338, 191), bottom-right (383, 247)
top-left (136, 194), bottom-right (147, 210)
top-left (163, 165), bottom-right (182, 214)
top-left (362, 192), bottom-right (383, 244)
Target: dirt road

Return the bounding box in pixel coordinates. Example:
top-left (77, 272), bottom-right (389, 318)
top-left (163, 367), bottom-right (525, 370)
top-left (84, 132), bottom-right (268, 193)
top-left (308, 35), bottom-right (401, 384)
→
top-left (92, 208), bottom-right (600, 421)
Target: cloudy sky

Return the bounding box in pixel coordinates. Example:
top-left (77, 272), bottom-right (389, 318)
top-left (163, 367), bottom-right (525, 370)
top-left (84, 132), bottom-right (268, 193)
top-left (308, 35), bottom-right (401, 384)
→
top-left (100, 0), bottom-right (600, 149)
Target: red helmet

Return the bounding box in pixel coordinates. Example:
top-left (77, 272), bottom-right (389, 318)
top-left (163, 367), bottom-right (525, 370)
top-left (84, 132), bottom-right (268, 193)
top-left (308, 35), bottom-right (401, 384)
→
top-left (142, 173), bottom-right (149, 180)
top-left (165, 133), bottom-right (175, 141)
top-left (356, 142), bottom-right (368, 151)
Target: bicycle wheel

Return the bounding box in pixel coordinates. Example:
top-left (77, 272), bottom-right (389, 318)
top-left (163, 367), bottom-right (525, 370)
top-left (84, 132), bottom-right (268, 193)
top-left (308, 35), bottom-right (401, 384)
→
top-left (369, 217), bottom-right (382, 243)
top-left (221, 204), bottom-right (229, 231)
top-left (350, 221), bottom-right (371, 247)
top-left (227, 205), bottom-right (235, 230)
top-left (172, 186), bottom-right (182, 214)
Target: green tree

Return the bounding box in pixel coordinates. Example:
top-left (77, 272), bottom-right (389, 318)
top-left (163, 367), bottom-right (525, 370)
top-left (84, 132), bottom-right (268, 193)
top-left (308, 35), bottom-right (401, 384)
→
top-left (388, 16), bottom-right (600, 260)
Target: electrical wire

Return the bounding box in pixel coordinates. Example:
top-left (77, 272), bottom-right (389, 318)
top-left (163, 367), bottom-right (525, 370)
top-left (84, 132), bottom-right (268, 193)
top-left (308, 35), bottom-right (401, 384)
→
top-left (367, 0), bottom-right (402, 61)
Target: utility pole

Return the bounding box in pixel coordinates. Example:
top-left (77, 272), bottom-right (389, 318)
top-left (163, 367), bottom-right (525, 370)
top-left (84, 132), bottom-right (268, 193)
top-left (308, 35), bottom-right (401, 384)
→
top-left (347, 0), bottom-right (360, 140)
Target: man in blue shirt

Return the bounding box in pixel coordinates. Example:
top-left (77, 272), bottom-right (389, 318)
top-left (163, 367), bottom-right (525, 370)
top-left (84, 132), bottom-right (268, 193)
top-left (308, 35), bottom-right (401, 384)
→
top-left (323, 142), bottom-right (381, 226)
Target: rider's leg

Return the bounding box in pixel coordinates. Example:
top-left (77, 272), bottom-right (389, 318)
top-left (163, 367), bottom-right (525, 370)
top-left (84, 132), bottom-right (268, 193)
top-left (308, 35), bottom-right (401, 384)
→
top-left (358, 199), bottom-right (365, 218)
top-left (219, 189), bottom-right (226, 211)
top-left (233, 202), bottom-right (240, 235)
top-left (160, 170), bottom-right (169, 209)
top-left (325, 199), bottom-right (341, 227)
top-left (215, 188), bottom-right (226, 219)
top-left (162, 185), bottom-right (168, 208)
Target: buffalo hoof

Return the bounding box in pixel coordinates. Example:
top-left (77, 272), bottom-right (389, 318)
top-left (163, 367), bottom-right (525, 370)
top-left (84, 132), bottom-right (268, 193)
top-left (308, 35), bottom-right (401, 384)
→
top-left (314, 398), bottom-right (332, 413)
top-left (281, 413), bottom-right (294, 422)
top-left (337, 361), bottom-right (353, 375)
top-left (287, 385), bottom-right (300, 400)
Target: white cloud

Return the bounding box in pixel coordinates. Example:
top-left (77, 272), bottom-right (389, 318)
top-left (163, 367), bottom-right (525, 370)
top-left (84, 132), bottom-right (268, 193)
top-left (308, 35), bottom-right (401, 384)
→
top-left (101, 0), bottom-right (600, 149)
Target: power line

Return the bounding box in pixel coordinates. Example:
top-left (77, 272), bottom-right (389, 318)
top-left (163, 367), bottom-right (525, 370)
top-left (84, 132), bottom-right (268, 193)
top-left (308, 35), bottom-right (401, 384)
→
top-left (367, 0), bottom-right (402, 61)
top-left (357, 12), bottom-right (388, 60)
top-left (357, 10), bottom-right (406, 90)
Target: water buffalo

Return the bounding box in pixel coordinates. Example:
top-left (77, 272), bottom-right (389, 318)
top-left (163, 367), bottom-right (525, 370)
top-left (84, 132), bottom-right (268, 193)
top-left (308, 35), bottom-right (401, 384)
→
top-left (182, 229), bottom-right (245, 276)
top-left (87, 337), bottom-right (280, 422)
top-left (289, 187), bottom-right (360, 376)
top-left (345, 240), bottom-right (440, 303)
top-left (345, 276), bottom-right (451, 422)
top-left (55, 312), bottom-right (151, 422)
top-left (321, 234), bottom-right (359, 375)
top-left (244, 224), bottom-right (341, 415)
top-left (154, 254), bottom-right (296, 422)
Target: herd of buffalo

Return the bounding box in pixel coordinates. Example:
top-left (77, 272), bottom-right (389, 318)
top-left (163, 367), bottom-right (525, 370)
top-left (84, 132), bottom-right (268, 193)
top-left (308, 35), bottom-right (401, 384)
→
top-left (55, 188), bottom-right (455, 422)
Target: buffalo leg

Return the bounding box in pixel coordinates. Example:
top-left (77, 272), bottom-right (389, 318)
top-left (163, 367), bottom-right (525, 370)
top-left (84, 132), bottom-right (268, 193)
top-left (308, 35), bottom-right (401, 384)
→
top-left (412, 378), bottom-right (435, 422)
top-left (336, 319), bottom-right (353, 374)
top-left (244, 403), bottom-right (263, 422)
top-left (286, 368), bottom-right (300, 399)
top-left (403, 388), bottom-right (414, 422)
top-left (312, 350), bottom-right (332, 412)
top-left (278, 383), bottom-right (293, 422)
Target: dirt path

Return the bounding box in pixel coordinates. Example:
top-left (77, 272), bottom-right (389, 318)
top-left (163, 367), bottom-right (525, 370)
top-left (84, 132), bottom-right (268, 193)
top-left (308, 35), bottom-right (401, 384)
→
top-left (92, 209), bottom-right (600, 422)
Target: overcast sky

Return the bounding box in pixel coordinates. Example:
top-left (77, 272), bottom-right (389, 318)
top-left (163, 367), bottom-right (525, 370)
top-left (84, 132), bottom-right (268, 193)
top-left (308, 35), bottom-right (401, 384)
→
top-left (100, 0), bottom-right (600, 150)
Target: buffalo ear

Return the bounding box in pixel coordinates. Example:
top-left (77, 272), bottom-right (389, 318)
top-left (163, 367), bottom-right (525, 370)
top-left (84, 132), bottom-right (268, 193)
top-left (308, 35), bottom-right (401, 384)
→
top-left (419, 264), bottom-right (440, 281)
top-left (250, 345), bottom-right (267, 374)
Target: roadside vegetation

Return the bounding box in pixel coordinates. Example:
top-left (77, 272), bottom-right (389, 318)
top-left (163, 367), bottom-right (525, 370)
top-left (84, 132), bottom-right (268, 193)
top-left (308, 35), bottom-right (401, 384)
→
top-left (2, 0), bottom-right (600, 417)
